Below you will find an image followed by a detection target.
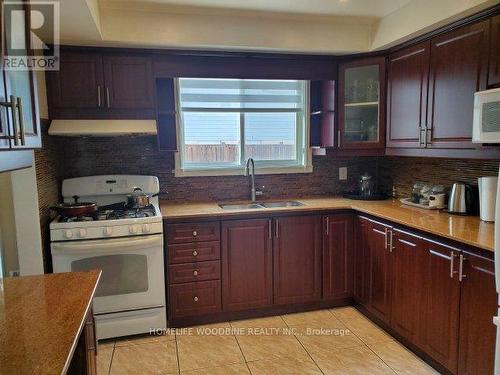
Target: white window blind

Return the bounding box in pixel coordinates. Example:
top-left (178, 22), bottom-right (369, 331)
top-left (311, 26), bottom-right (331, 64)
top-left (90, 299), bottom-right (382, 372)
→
top-left (175, 78), bottom-right (310, 176)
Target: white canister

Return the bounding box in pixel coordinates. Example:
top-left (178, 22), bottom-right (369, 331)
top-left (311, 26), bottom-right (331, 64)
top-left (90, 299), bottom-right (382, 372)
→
top-left (478, 176), bottom-right (498, 222)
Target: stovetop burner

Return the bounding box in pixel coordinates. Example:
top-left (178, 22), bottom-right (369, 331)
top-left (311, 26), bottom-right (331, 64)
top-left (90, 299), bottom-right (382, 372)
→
top-left (59, 203), bottom-right (156, 223)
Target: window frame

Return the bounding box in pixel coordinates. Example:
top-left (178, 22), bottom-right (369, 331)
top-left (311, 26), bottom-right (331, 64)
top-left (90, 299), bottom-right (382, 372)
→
top-left (173, 78), bottom-right (313, 177)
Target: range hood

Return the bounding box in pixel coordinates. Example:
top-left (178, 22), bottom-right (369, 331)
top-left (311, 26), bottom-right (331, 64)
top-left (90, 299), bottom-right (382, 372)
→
top-left (48, 119), bottom-right (157, 136)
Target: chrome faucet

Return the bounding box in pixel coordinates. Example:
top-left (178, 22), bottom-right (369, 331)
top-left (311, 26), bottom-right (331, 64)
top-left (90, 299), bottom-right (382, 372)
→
top-left (245, 158), bottom-right (262, 202)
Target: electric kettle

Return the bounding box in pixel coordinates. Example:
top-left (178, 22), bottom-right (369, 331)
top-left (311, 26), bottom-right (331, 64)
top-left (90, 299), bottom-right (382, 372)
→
top-left (448, 182), bottom-right (479, 215)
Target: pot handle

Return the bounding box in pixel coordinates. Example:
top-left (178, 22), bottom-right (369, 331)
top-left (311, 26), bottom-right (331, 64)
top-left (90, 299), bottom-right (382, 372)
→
top-left (72, 195), bottom-right (80, 204)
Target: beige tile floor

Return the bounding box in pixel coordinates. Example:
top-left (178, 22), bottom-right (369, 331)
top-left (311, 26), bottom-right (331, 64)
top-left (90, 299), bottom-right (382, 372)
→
top-left (97, 307), bottom-right (441, 375)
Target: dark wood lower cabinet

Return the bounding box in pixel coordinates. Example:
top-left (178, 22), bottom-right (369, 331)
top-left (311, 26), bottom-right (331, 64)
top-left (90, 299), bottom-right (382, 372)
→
top-left (368, 220), bottom-right (392, 324)
top-left (390, 229), bottom-right (426, 345)
top-left (273, 215), bottom-right (322, 305)
top-left (323, 214), bottom-right (353, 300)
top-left (68, 306), bottom-right (97, 375)
top-left (222, 219), bottom-right (273, 311)
top-left (166, 214), bottom-right (497, 375)
top-left (421, 240), bottom-right (461, 374)
top-left (458, 252), bottom-right (497, 375)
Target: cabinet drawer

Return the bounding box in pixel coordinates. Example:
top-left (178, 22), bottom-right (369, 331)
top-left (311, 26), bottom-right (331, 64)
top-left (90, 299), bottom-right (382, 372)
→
top-left (167, 222), bottom-right (220, 244)
top-left (168, 261), bottom-right (221, 284)
top-left (169, 280), bottom-right (221, 318)
top-left (168, 241), bottom-right (220, 264)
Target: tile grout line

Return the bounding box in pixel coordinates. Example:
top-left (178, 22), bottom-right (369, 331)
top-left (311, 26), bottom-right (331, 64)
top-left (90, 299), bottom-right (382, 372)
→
top-left (174, 334), bottom-right (181, 375)
top-left (281, 313), bottom-right (326, 375)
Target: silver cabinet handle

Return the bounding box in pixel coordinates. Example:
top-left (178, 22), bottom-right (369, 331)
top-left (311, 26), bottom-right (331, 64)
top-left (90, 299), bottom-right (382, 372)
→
top-left (397, 238), bottom-right (417, 247)
top-left (16, 97), bottom-right (25, 146)
top-left (275, 219), bottom-right (279, 238)
top-left (106, 87), bottom-right (110, 108)
top-left (459, 254), bottom-right (466, 282)
top-left (97, 85), bottom-right (102, 107)
top-left (372, 227), bottom-right (387, 249)
top-left (384, 228), bottom-right (388, 250)
top-left (419, 126), bottom-right (426, 147)
top-left (426, 127), bottom-right (432, 145)
top-left (388, 230), bottom-right (393, 252)
top-left (337, 130), bottom-right (341, 147)
top-left (450, 252), bottom-right (457, 279)
top-left (9, 95), bottom-right (19, 146)
top-left (310, 110), bottom-right (323, 116)
top-left (268, 219), bottom-right (272, 240)
top-left (193, 296), bottom-right (199, 302)
top-left (325, 216), bottom-right (329, 236)
top-left (193, 270), bottom-right (198, 276)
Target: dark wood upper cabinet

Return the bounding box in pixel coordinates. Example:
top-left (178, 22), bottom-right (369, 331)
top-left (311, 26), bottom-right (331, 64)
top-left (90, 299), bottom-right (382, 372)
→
top-left (387, 42), bottom-right (430, 149)
top-left (103, 55), bottom-right (154, 109)
top-left (390, 229), bottom-right (426, 345)
top-left (221, 219), bottom-right (273, 312)
top-left (322, 214), bottom-right (353, 300)
top-left (367, 219), bottom-right (392, 324)
top-left (489, 15), bottom-right (500, 87)
top-left (421, 240), bottom-right (460, 374)
top-left (156, 78), bottom-right (178, 152)
top-left (47, 51), bottom-right (155, 119)
top-left (273, 215), bottom-right (322, 305)
top-left (458, 252), bottom-right (497, 375)
top-left (48, 52), bottom-right (104, 110)
top-left (426, 20), bottom-right (490, 149)
top-left (338, 57), bottom-right (386, 150)
top-left (310, 80), bottom-right (335, 148)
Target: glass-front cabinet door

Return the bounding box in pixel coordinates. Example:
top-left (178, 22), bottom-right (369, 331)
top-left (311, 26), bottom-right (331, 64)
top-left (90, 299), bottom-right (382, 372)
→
top-left (338, 57), bottom-right (386, 149)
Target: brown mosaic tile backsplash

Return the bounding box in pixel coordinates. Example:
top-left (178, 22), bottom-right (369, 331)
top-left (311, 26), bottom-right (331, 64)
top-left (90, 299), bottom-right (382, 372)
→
top-left (380, 157), bottom-right (500, 198)
top-left (56, 136), bottom-right (379, 201)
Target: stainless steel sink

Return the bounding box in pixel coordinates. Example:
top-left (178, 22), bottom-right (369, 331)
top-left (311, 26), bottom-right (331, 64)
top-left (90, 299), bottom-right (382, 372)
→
top-left (218, 200), bottom-right (305, 210)
top-left (219, 203), bottom-right (264, 210)
top-left (260, 201), bottom-right (304, 208)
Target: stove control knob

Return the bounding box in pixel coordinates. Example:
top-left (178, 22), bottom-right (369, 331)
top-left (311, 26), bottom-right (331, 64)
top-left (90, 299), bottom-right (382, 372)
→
top-left (142, 224), bottom-right (151, 233)
top-left (129, 225), bottom-right (138, 234)
top-left (103, 227), bottom-right (113, 236)
top-left (64, 230), bottom-right (74, 239)
top-left (79, 229), bottom-right (87, 238)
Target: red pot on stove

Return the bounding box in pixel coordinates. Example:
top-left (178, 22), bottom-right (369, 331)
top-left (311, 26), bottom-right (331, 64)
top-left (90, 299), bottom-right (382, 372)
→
top-left (51, 195), bottom-right (97, 217)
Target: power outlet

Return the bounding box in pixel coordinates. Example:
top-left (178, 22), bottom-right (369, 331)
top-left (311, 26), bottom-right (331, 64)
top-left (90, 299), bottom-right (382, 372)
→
top-left (9, 270), bottom-right (20, 277)
top-left (339, 167), bottom-right (347, 181)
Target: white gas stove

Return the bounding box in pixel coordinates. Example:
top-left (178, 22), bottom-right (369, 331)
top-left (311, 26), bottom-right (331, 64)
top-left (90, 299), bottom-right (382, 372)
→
top-left (50, 175), bottom-right (166, 340)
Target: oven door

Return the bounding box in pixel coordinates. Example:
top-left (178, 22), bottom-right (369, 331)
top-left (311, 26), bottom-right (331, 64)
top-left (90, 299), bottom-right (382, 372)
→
top-left (51, 234), bottom-right (165, 314)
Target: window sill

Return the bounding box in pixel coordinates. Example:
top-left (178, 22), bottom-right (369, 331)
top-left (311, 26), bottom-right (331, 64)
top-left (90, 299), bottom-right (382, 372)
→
top-left (174, 165), bottom-right (313, 177)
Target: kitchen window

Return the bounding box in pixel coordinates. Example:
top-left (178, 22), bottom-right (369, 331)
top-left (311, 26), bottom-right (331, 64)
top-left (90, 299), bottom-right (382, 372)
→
top-left (174, 78), bottom-right (311, 176)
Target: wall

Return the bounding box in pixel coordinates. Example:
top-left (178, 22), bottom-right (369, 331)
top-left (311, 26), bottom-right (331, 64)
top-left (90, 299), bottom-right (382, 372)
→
top-left (55, 135), bottom-right (380, 201)
top-left (380, 157), bottom-right (500, 198)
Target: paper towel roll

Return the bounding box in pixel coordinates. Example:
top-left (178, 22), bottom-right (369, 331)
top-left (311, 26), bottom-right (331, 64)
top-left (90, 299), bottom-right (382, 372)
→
top-left (478, 177), bottom-right (498, 222)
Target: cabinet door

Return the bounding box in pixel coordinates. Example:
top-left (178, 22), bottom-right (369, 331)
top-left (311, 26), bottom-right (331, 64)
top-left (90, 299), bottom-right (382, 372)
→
top-left (3, 1), bottom-right (40, 148)
top-left (390, 229), bottom-right (425, 345)
top-left (103, 55), bottom-right (154, 110)
top-left (421, 240), bottom-right (460, 373)
top-left (427, 20), bottom-right (489, 149)
top-left (47, 51), bottom-right (103, 110)
top-left (353, 216), bottom-right (371, 305)
top-left (368, 220), bottom-right (392, 324)
top-left (273, 215), bottom-right (322, 305)
top-left (387, 42), bottom-right (430, 148)
top-left (222, 219), bottom-right (273, 312)
top-left (338, 57), bottom-right (386, 150)
top-left (458, 252), bottom-right (497, 375)
top-left (323, 214), bottom-right (353, 300)
top-left (489, 15), bottom-right (500, 87)
top-left (310, 80), bottom-right (335, 148)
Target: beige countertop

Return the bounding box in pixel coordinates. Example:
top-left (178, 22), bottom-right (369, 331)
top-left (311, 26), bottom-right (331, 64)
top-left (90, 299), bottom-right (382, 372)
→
top-left (160, 198), bottom-right (494, 252)
top-left (0, 270), bottom-right (101, 375)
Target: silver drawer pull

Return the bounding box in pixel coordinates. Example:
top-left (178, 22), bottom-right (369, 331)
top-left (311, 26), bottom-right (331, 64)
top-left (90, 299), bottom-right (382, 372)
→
top-left (193, 296), bottom-right (199, 302)
top-left (192, 250), bottom-right (198, 256)
top-left (192, 230), bottom-right (198, 237)
top-left (193, 270), bottom-right (198, 276)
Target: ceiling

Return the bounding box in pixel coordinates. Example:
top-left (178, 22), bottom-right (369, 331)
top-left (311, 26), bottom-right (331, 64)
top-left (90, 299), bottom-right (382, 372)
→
top-left (99, 0), bottom-right (414, 17)
top-left (56, 0), bottom-right (498, 54)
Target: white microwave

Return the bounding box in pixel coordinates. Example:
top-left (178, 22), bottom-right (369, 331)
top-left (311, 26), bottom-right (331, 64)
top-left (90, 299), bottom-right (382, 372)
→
top-left (473, 88), bottom-right (500, 143)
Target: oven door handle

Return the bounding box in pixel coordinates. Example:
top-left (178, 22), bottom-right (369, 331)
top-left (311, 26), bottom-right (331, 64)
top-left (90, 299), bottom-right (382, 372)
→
top-left (52, 235), bottom-right (163, 255)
